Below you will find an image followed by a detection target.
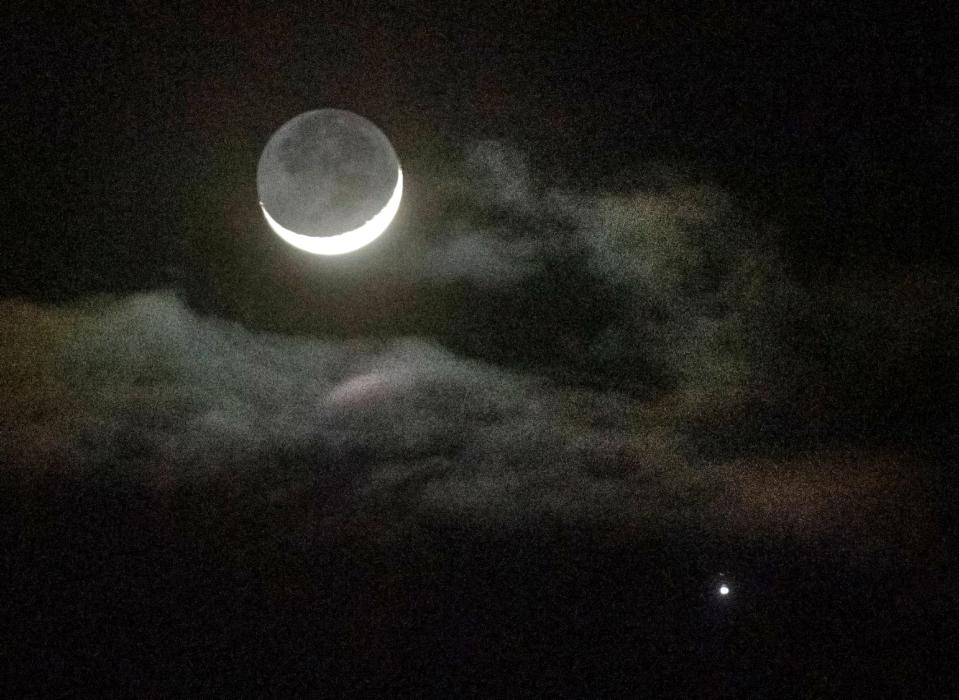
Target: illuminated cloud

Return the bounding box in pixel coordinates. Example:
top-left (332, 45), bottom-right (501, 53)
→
top-left (0, 292), bottom-right (934, 556)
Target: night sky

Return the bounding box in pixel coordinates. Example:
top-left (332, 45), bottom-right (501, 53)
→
top-left (3, 2), bottom-right (957, 696)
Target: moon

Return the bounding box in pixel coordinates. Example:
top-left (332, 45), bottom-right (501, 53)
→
top-left (257, 109), bottom-right (402, 255)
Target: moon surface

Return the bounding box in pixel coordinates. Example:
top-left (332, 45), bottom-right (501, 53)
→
top-left (257, 109), bottom-right (402, 255)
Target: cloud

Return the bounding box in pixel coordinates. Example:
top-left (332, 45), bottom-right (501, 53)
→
top-left (415, 227), bottom-right (543, 286)
top-left (371, 141), bottom-right (803, 409)
top-left (3, 141), bottom-right (947, 557)
top-left (382, 141), bottom-right (553, 287)
top-left (1, 292), bottom-right (637, 474)
top-left (0, 292), bottom-right (934, 556)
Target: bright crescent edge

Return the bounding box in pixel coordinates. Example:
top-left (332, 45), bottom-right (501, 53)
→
top-left (260, 168), bottom-right (403, 256)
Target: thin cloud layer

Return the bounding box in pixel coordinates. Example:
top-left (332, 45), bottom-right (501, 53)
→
top-left (2, 141), bottom-right (948, 557)
top-left (390, 141), bottom-right (803, 407)
top-left (0, 292), bottom-right (933, 555)
top-left (415, 227), bottom-right (543, 286)
top-left (1, 292), bottom-right (653, 479)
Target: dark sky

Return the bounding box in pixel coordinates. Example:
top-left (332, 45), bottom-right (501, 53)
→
top-left (2, 4), bottom-right (957, 694)
top-left (3, 1), bottom-right (955, 298)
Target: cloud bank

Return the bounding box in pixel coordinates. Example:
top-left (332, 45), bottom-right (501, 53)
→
top-left (3, 140), bottom-right (949, 557)
top-left (0, 291), bottom-right (933, 554)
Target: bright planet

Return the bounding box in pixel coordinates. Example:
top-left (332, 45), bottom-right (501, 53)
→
top-left (256, 109), bottom-right (402, 255)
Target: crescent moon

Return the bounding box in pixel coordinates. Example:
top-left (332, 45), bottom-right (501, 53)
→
top-left (260, 168), bottom-right (403, 256)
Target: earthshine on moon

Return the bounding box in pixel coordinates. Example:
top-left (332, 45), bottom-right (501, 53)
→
top-left (257, 109), bottom-right (402, 255)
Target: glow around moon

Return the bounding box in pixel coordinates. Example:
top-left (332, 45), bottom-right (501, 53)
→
top-left (260, 168), bottom-right (402, 256)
